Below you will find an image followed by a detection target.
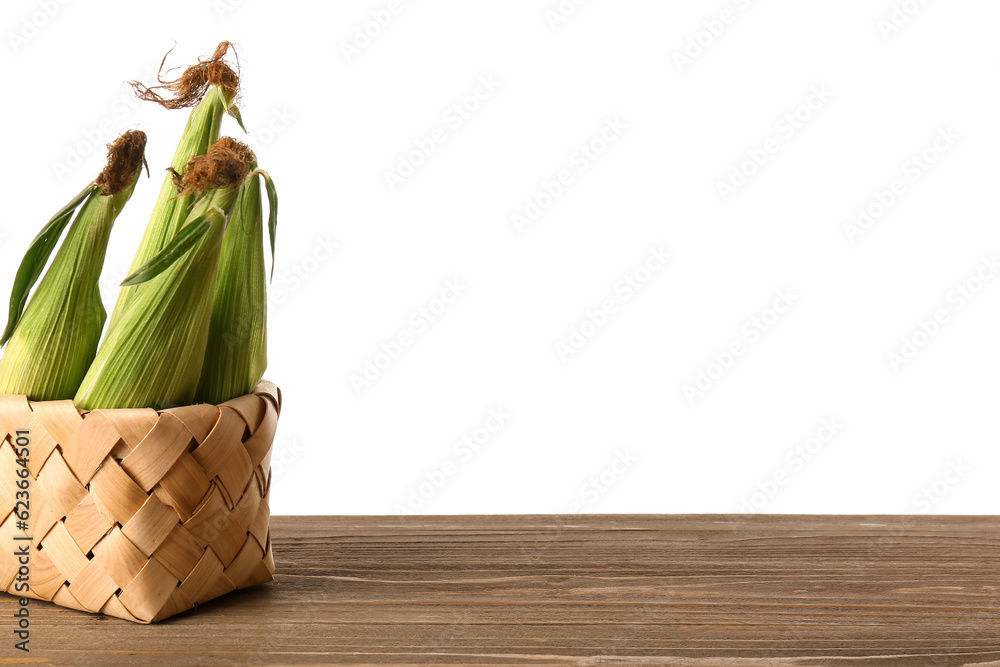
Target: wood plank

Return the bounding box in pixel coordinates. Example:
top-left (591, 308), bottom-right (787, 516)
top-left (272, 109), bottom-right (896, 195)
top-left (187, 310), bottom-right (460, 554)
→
top-left (2, 514), bottom-right (999, 666)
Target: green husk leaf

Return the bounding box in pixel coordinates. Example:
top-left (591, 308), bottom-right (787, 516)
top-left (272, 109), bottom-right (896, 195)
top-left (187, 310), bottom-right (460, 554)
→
top-left (256, 170), bottom-right (278, 281)
top-left (121, 212), bottom-right (215, 287)
top-left (1, 184), bottom-right (97, 345)
top-left (229, 103), bottom-right (247, 133)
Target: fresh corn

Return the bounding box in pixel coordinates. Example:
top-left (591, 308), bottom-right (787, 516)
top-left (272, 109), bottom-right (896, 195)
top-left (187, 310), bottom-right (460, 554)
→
top-left (75, 138), bottom-right (254, 410)
top-left (0, 131), bottom-right (147, 400)
top-left (196, 161), bottom-right (278, 405)
top-left (108, 42), bottom-right (243, 331)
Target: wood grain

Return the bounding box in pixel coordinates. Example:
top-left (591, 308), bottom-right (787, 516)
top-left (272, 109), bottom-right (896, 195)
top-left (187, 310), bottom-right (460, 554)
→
top-left (3, 514), bottom-right (999, 666)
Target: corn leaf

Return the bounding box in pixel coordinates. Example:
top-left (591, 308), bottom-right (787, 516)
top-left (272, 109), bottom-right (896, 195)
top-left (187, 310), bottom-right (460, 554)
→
top-left (229, 103), bottom-right (247, 133)
top-left (121, 211), bottom-right (217, 287)
top-left (1, 184), bottom-right (97, 345)
top-left (255, 170), bottom-right (278, 281)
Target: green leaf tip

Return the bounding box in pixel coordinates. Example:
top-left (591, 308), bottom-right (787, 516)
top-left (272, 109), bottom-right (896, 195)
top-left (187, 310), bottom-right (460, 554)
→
top-left (120, 209), bottom-right (223, 287)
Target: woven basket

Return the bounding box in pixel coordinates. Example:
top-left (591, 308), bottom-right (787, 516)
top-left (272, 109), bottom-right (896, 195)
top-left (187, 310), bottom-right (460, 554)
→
top-left (0, 381), bottom-right (280, 623)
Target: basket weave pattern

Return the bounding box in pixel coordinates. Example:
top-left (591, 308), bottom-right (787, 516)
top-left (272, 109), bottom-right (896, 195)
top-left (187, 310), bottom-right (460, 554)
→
top-left (0, 381), bottom-right (279, 623)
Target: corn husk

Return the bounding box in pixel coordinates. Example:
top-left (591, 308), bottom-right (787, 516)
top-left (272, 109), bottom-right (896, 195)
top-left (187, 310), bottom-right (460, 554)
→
top-left (75, 138), bottom-right (253, 410)
top-left (0, 131), bottom-right (147, 400)
top-left (108, 42), bottom-right (243, 331)
top-left (195, 166), bottom-right (277, 404)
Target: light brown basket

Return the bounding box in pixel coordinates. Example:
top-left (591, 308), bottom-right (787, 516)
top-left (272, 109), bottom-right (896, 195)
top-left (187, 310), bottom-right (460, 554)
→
top-left (0, 381), bottom-right (279, 623)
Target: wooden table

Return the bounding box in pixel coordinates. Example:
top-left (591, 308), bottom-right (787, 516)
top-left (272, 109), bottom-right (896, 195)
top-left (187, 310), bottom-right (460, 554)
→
top-left (4, 515), bottom-right (999, 666)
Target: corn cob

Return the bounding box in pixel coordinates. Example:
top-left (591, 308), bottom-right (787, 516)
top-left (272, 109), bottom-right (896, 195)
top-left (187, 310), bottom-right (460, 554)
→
top-left (196, 161), bottom-right (278, 404)
top-left (75, 137), bottom-right (254, 410)
top-left (108, 41), bottom-right (244, 331)
top-left (0, 131), bottom-right (147, 400)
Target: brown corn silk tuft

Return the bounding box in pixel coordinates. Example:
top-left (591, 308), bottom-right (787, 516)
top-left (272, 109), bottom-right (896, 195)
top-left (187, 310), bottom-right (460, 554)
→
top-left (95, 130), bottom-right (148, 196)
top-left (171, 137), bottom-right (254, 197)
top-left (130, 41), bottom-right (241, 110)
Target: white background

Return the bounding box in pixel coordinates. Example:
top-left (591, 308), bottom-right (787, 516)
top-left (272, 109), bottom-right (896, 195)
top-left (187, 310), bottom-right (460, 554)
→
top-left (1, 0), bottom-right (998, 516)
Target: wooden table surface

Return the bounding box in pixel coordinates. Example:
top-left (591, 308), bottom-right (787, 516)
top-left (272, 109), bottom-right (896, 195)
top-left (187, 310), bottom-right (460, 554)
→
top-left (3, 514), bottom-right (999, 666)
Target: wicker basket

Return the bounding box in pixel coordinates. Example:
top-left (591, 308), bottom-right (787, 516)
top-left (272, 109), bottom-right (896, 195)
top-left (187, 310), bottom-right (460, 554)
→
top-left (0, 381), bottom-right (280, 623)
